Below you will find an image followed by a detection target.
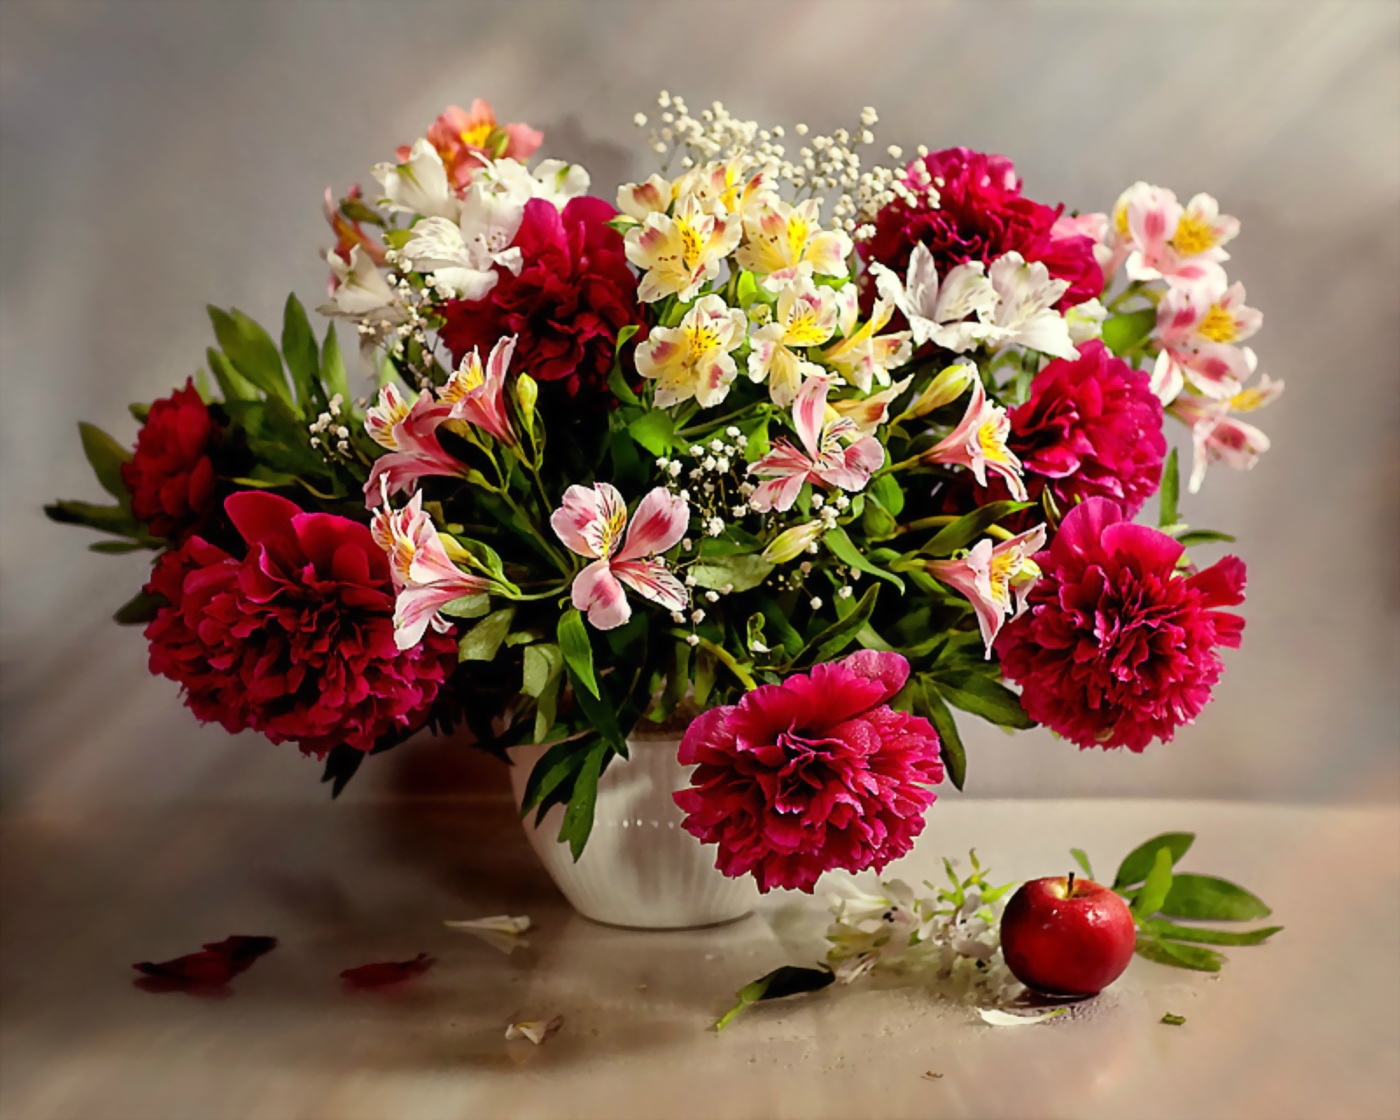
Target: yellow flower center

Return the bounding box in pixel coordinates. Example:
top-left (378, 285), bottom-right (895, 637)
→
top-left (596, 505), bottom-right (628, 559)
top-left (784, 305), bottom-right (828, 347)
top-left (1113, 202), bottom-right (1129, 237)
top-left (786, 213), bottom-right (810, 263)
top-left (987, 550), bottom-right (1017, 607)
top-left (1196, 304), bottom-right (1237, 343)
top-left (440, 356), bottom-right (484, 404)
top-left (459, 122), bottom-right (495, 149)
top-left (977, 418), bottom-right (1011, 463)
top-left (1171, 214), bottom-right (1216, 256)
top-left (677, 218), bottom-right (705, 270)
top-left (684, 321), bottom-right (722, 355)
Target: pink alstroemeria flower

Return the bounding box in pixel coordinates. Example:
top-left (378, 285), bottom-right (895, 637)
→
top-left (372, 490), bottom-right (496, 649)
top-left (920, 378), bottom-right (1028, 500)
top-left (440, 335), bottom-right (519, 446)
top-left (363, 384), bottom-right (462, 507)
top-left (551, 484), bottom-right (689, 630)
top-left (926, 525), bottom-right (1047, 656)
top-left (1114, 183), bottom-right (1238, 284)
top-left (1171, 384), bottom-right (1282, 493)
top-left (747, 376), bottom-right (885, 513)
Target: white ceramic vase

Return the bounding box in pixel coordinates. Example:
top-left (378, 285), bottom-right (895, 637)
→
top-left (509, 730), bottom-right (758, 930)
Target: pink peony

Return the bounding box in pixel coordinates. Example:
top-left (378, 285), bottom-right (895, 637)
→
top-left (863, 147), bottom-right (1103, 311)
top-left (439, 196), bottom-right (645, 398)
top-left (144, 491), bottom-right (457, 756)
top-left (674, 651), bottom-right (944, 893)
top-left (121, 380), bottom-right (223, 540)
top-left (996, 498), bottom-right (1246, 752)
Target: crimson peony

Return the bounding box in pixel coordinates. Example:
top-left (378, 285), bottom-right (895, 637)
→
top-left (996, 497), bottom-right (1246, 752)
top-left (863, 147), bottom-right (1103, 310)
top-left (674, 651), bottom-right (944, 893)
top-left (121, 380), bottom-right (222, 539)
top-left (439, 195), bottom-right (645, 397)
top-left (144, 491), bottom-right (456, 756)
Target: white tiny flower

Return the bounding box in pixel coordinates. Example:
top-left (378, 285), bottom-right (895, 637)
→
top-left (684, 574), bottom-right (697, 588)
top-left (838, 585), bottom-right (854, 600)
top-left (810, 596), bottom-right (824, 611)
top-left (709, 438), bottom-right (725, 453)
top-left (682, 538), bottom-right (693, 551)
top-left (671, 611), bottom-right (685, 623)
top-left (811, 492), bottom-right (825, 510)
top-left (725, 426), bottom-right (741, 438)
top-left (689, 444), bottom-right (704, 456)
top-left (704, 590), bottom-right (720, 603)
top-left (715, 456), bottom-right (730, 472)
top-left (686, 634), bottom-right (700, 647)
top-left (702, 456), bottom-right (717, 471)
top-left (691, 609), bottom-right (706, 624)
top-left (634, 112), bottom-right (648, 127)
top-left (668, 461), bottom-right (683, 478)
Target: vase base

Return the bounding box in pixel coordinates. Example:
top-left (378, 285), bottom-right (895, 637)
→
top-left (570, 909), bottom-right (756, 933)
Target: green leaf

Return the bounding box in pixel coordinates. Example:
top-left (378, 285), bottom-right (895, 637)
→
top-left (1158, 448), bottom-right (1180, 529)
top-left (43, 500), bottom-right (142, 538)
top-left (112, 590), bottom-right (164, 625)
top-left (1132, 846), bottom-right (1176, 920)
top-left (627, 409), bottom-right (674, 456)
top-left (1175, 529), bottom-right (1237, 547)
top-left (457, 607), bottom-right (516, 662)
top-left (78, 423), bottom-right (132, 505)
top-left (607, 325), bottom-right (642, 405)
top-left (870, 472), bottom-right (905, 517)
top-left (931, 672), bottom-right (1034, 730)
top-left (714, 965), bottom-right (834, 1031)
top-left (557, 740), bottom-right (609, 860)
top-left (319, 744), bottom-right (365, 799)
top-left (208, 306), bottom-right (292, 406)
top-left (522, 643), bottom-right (564, 698)
top-left (1135, 935), bottom-right (1224, 972)
top-left (534, 672), bottom-right (563, 742)
top-left (89, 540), bottom-right (149, 554)
top-left (1160, 874), bottom-right (1272, 922)
top-left (923, 501), bottom-right (1034, 556)
top-left (690, 553), bottom-right (773, 594)
top-left (557, 609), bottom-right (600, 699)
top-left (1070, 848), bottom-right (1095, 880)
top-left (920, 684), bottom-right (966, 791)
top-left (734, 270), bottom-right (761, 309)
top-left (1114, 832), bottom-right (1196, 889)
top-left (1160, 1013), bottom-right (1187, 1026)
top-left (825, 526), bottom-right (904, 591)
top-left (128, 402), bottom-right (150, 423)
top-left (1101, 307), bottom-right (1157, 357)
top-left (281, 294), bottom-right (320, 410)
top-left (439, 593), bottom-right (491, 619)
top-left (798, 584), bottom-right (880, 664)
top-left (205, 347), bottom-right (256, 402)
top-left (519, 738), bottom-right (590, 815)
top-left (1142, 919), bottom-right (1282, 946)
top-left (320, 324), bottom-right (350, 404)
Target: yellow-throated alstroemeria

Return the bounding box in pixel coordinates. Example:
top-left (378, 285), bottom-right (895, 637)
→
top-left (624, 194), bottom-right (742, 303)
top-left (362, 384), bottom-right (464, 506)
top-left (919, 378), bottom-right (1028, 500)
top-left (747, 375), bottom-right (884, 512)
top-left (1112, 182), bottom-right (1238, 285)
top-left (829, 377), bottom-right (913, 436)
top-left (371, 490), bottom-right (499, 649)
top-left (1171, 374), bottom-right (1283, 493)
top-left (925, 525), bottom-right (1047, 656)
top-left (550, 484), bottom-right (689, 630)
top-left (635, 294), bottom-right (747, 408)
top-left (439, 335), bottom-right (519, 447)
top-left (821, 290), bottom-right (913, 393)
top-left (746, 279), bottom-right (843, 407)
top-left (736, 196), bottom-right (852, 290)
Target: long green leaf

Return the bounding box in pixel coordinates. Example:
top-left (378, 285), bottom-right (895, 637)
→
top-left (320, 324), bottom-right (350, 404)
top-left (519, 738), bottom-right (590, 815)
top-left (1160, 874), bottom-right (1272, 922)
top-left (112, 590), bottom-right (164, 625)
top-left (1158, 448), bottom-right (1180, 529)
top-left (1175, 529), bottom-right (1237, 547)
top-left (1070, 848), bottom-right (1095, 879)
top-left (457, 607), bottom-right (516, 662)
top-left (1142, 919), bottom-right (1282, 946)
top-left (798, 584), bottom-right (880, 665)
top-left (923, 501), bottom-right (1034, 556)
top-left (714, 965), bottom-right (834, 1031)
top-left (558, 609), bottom-right (600, 699)
top-left (1135, 935), bottom-right (1224, 973)
top-left (557, 740), bottom-right (609, 860)
top-left (1132, 846), bottom-right (1175, 919)
top-left (825, 526), bottom-right (904, 591)
top-left (77, 423), bottom-right (132, 505)
top-left (921, 683), bottom-right (967, 791)
top-left (281, 294), bottom-right (321, 411)
top-left (1101, 307), bottom-right (1157, 357)
top-left (931, 671), bottom-right (1035, 730)
top-left (1114, 832), bottom-right (1196, 889)
top-left (208, 306), bottom-right (291, 406)
top-left (522, 643), bottom-right (564, 699)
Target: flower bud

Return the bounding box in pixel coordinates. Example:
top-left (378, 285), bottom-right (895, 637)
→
top-left (516, 372), bottom-right (538, 419)
top-left (902, 363), bottom-right (976, 420)
top-left (761, 520), bottom-right (825, 564)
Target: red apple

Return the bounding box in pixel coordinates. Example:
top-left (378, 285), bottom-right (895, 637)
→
top-left (999, 874), bottom-right (1137, 996)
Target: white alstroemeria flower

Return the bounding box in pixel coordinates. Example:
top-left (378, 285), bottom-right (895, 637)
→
top-left (746, 279), bottom-right (842, 406)
top-left (869, 242), bottom-right (998, 352)
top-left (1064, 297), bottom-right (1108, 344)
top-left (318, 245), bottom-right (406, 323)
top-left (625, 194), bottom-right (743, 303)
top-left (736, 194), bottom-right (852, 290)
top-left (981, 252), bottom-right (1078, 359)
top-left (635, 294), bottom-right (747, 408)
top-left (374, 138), bottom-right (459, 221)
top-left (480, 157), bottom-right (590, 209)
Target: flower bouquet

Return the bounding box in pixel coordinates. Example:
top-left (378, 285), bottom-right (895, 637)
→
top-left (49, 93), bottom-right (1279, 912)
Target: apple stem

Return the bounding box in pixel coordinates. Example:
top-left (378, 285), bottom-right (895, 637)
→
top-left (1066, 872), bottom-right (1076, 896)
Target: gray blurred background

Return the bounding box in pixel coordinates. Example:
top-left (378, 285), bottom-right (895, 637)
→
top-left (1, 0), bottom-right (1396, 811)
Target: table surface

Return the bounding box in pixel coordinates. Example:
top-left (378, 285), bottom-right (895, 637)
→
top-left (2, 796), bottom-right (1397, 1120)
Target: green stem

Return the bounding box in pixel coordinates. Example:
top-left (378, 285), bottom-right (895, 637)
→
top-left (670, 630), bottom-right (757, 692)
top-left (894, 514), bottom-right (958, 535)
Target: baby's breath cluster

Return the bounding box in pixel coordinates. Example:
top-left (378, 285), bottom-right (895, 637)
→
top-left (308, 393), bottom-right (353, 462)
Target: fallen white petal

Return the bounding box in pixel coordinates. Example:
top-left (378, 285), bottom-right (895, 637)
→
top-left (444, 914), bottom-right (531, 936)
top-left (977, 1007), bottom-right (1068, 1027)
top-left (506, 1015), bottom-right (563, 1045)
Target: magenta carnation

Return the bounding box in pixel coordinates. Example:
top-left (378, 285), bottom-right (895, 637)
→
top-left (863, 147), bottom-right (1103, 310)
top-left (121, 380), bottom-right (222, 540)
top-left (996, 498), bottom-right (1246, 752)
top-left (144, 491), bottom-right (456, 756)
top-left (439, 195), bottom-right (645, 397)
top-left (674, 651), bottom-right (944, 893)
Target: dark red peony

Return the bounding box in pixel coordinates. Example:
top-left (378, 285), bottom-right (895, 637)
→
top-left (674, 651), bottom-right (944, 893)
top-left (121, 380), bottom-right (221, 539)
top-left (144, 491), bottom-right (456, 756)
top-left (996, 498), bottom-right (1246, 752)
top-left (439, 196), bottom-right (644, 396)
top-left (863, 147), bottom-right (1103, 310)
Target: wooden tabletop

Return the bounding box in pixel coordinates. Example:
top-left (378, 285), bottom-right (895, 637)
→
top-left (2, 797), bottom-right (1396, 1120)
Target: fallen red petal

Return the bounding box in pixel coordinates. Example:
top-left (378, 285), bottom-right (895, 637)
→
top-left (132, 934), bottom-right (278, 994)
top-left (202, 935), bottom-right (278, 976)
top-left (340, 953), bottom-right (435, 990)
